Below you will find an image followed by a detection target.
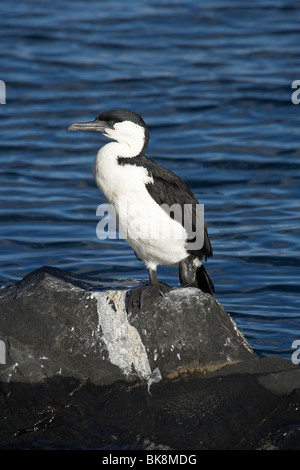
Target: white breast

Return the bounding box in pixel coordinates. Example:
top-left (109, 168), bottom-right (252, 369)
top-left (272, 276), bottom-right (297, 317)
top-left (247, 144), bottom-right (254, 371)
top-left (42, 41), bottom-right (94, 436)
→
top-left (93, 143), bottom-right (188, 270)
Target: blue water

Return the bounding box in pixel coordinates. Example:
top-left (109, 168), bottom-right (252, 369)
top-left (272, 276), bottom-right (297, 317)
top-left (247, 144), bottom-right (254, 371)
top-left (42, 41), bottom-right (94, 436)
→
top-left (0, 0), bottom-right (300, 359)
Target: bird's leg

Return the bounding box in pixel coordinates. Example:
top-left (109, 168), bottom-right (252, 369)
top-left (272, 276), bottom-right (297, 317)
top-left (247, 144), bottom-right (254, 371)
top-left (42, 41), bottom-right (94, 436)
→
top-left (126, 267), bottom-right (173, 314)
top-left (148, 267), bottom-right (172, 297)
top-left (148, 267), bottom-right (157, 284)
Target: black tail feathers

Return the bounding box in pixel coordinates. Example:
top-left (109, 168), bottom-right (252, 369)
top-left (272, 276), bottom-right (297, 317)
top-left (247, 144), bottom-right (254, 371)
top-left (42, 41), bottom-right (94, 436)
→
top-left (195, 264), bottom-right (215, 295)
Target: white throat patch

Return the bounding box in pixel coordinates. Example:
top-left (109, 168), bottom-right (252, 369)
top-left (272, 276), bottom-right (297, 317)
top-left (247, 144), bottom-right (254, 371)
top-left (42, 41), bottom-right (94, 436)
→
top-left (105, 120), bottom-right (145, 157)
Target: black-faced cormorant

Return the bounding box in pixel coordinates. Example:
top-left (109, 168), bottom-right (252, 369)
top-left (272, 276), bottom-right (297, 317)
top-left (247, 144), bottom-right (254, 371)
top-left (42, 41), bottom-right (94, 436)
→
top-left (69, 109), bottom-right (214, 312)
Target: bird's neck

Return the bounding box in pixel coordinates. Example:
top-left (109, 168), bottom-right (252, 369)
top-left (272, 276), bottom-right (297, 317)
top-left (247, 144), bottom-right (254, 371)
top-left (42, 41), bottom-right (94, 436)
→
top-left (99, 140), bottom-right (143, 161)
top-left (93, 140), bottom-right (142, 195)
top-left (93, 140), bottom-right (150, 205)
top-left (102, 124), bottom-right (146, 159)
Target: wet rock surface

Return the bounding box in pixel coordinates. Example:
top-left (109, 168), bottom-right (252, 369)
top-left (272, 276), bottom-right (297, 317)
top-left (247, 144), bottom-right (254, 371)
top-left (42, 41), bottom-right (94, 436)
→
top-left (0, 266), bottom-right (299, 450)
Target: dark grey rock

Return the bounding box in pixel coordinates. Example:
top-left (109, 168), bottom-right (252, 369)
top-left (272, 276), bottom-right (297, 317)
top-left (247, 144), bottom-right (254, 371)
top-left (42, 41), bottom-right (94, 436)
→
top-left (0, 266), bottom-right (299, 450)
top-left (0, 356), bottom-right (299, 450)
top-left (0, 266), bottom-right (254, 386)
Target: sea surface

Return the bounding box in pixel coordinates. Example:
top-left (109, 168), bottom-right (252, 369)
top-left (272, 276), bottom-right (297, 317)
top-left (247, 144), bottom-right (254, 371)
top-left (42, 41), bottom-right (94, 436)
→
top-left (0, 0), bottom-right (300, 360)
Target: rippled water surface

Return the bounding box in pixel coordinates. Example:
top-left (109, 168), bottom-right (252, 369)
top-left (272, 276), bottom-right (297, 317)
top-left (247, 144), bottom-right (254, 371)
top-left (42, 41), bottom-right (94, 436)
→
top-left (1, 0), bottom-right (300, 359)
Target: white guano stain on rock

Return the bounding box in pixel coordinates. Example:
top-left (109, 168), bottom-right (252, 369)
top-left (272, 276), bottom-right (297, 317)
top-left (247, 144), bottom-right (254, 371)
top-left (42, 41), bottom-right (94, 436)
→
top-left (91, 290), bottom-right (153, 381)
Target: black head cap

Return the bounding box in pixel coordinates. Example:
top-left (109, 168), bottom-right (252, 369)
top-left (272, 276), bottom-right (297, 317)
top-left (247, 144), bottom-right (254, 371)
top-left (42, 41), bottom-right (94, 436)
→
top-left (96, 109), bottom-right (147, 128)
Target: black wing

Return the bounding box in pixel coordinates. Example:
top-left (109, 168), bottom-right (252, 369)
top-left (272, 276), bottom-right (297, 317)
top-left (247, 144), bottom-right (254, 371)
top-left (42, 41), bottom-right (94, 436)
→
top-left (118, 155), bottom-right (213, 260)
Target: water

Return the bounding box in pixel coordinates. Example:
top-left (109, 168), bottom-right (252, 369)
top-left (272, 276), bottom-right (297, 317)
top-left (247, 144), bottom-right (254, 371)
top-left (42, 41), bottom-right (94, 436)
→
top-left (0, 0), bottom-right (300, 360)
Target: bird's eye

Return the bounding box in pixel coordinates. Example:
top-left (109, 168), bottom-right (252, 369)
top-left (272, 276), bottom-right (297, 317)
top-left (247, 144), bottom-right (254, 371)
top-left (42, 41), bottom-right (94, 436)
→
top-left (108, 121), bottom-right (115, 127)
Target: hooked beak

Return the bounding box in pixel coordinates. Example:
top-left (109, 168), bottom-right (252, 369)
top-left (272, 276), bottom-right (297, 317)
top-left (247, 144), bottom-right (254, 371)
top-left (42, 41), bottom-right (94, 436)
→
top-left (68, 120), bottom-right (108, 133)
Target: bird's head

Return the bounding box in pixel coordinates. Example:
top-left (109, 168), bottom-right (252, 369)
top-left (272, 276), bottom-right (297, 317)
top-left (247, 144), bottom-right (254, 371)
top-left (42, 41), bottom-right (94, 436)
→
top-left (68, 109), bottom-right (149, 156)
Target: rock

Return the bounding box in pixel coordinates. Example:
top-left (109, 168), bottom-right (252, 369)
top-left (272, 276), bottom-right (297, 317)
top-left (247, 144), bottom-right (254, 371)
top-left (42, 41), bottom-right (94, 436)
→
top-left (0, 266), bottom-right (299, 450)
top-left (0, 356), bottom-right (299, 450)
top-left (0, 266), bottom-right (254, 386)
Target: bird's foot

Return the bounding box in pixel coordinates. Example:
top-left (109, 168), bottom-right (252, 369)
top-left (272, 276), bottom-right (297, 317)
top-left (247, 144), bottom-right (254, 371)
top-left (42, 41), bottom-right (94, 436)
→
top-left (126, 281), bottom-right (173, 314)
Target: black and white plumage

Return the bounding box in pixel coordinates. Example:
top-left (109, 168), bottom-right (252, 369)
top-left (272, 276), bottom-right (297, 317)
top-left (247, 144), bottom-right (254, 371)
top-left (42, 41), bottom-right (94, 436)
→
top-left (69, 109), bottom-right (214, 311)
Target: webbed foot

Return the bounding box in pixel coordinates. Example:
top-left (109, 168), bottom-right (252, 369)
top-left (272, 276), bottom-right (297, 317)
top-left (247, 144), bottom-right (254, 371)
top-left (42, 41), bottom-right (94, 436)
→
top-left (126, 281), bottom-right (173, 314)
